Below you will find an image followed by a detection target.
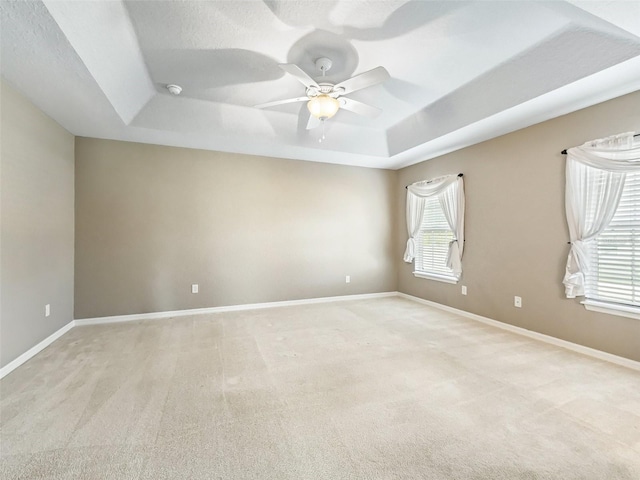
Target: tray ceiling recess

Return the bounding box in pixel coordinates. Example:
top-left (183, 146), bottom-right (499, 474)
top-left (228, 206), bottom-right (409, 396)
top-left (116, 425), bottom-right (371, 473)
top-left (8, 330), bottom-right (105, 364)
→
top-left (1, 1), bottom-right (639, 169)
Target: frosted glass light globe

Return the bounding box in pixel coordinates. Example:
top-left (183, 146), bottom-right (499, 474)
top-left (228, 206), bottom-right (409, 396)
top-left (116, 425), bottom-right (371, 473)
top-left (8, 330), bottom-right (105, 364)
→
top-left (307, 95), bottom-right (340, 120)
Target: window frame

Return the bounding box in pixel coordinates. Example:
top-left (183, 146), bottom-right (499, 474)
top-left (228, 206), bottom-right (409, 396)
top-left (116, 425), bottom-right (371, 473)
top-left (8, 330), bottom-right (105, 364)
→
top-left (583, 170), bottom-right (640, 320)
top-left (413, 195), bottom-right (459, 284)
top-left (582, 299), bottom-right (640, 321)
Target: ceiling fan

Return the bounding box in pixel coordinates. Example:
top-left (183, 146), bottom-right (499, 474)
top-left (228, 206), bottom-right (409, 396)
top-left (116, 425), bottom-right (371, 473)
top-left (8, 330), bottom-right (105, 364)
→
top-left (255, 57), bottom-right (390, 130)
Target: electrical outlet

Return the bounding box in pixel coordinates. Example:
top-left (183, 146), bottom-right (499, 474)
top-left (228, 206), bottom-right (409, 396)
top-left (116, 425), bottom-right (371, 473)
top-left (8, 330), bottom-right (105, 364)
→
top-left (191, 284), bottom-right (199, 294)
top-left (514, 296), bottom-right (522, 308)
top-left (461, 285), bottom-right (467, 295)
top-left (45, 304), bottom-right (50, 317)
top-left (345, 275), bottom-right (351, 284)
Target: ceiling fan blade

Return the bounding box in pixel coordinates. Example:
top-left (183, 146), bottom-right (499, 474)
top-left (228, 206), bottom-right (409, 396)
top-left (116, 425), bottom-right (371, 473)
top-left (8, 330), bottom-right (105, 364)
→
top-left (339, 97), bottom-right (382, 118)
top-left (254, 96), bottom-right (308, 109)
top-left (334, 66), bottom-right (390, 95)
top-left (279, 64), bottom-right (320, 90)
top-left (306, 114), bottom-right (321, 130)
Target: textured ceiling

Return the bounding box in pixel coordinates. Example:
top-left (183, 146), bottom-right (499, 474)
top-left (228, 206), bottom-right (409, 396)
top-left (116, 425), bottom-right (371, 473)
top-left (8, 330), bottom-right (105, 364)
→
top-left (1, 1), bottom-right (639, 169)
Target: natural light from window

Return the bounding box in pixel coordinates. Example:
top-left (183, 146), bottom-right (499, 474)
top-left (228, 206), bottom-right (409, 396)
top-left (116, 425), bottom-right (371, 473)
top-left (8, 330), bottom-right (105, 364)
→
top-left (415, 196), bottom-right (456, 281)
top-left (587, 171), bottom-right (640, 307)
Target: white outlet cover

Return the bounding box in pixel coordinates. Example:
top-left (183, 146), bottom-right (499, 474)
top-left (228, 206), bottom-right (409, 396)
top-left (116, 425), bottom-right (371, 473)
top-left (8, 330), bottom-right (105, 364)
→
top-left (45, 304), bottom-right (50, 317)
top-left (514, 296), bottom-right (522, 308)
top-left (345, 275), bottom-right (351, 284)
top-left (191, 284), bottom-right (199, 294)
top-left (461, 286), bottom-right (467, 295)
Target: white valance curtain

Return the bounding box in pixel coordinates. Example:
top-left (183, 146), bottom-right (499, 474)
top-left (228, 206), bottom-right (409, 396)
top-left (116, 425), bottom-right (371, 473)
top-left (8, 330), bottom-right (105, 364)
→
top-left (563, 132), bottom-right (640, 298)
top-left (404, 174), bottom-right (465, 276)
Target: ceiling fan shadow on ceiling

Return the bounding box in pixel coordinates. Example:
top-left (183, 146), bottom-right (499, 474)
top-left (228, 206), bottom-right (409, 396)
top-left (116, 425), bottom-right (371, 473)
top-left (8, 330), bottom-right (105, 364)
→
top-left (254, 57), bottom-right (390, 136)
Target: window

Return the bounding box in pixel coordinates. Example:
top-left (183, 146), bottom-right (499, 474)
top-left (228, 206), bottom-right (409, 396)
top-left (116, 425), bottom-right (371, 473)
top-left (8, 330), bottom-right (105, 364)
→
top-left (586, 171), bottom-right (640, 307)
top-left (562, 132), bottom-right (640, 319)
top-left (414, 196), bottom-right (457, 283)
top-left (404, 174), bottom-right (464, 281)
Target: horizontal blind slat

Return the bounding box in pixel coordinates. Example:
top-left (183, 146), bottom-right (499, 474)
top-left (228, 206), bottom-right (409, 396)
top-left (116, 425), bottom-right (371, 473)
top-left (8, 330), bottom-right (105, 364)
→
top-left (415, 195), bottom-right (455, 277)
top-left (587, 170), bottom-right (640, 307)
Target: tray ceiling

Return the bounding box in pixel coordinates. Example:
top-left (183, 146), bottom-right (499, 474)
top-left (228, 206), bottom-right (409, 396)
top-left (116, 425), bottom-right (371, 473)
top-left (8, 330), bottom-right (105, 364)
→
top-left (1, 1), bottom-right (639, 169)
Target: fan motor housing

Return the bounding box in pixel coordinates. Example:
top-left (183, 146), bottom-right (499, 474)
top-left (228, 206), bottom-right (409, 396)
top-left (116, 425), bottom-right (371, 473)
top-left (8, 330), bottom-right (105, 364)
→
top-left (307, 83), bottom-right (342, 98)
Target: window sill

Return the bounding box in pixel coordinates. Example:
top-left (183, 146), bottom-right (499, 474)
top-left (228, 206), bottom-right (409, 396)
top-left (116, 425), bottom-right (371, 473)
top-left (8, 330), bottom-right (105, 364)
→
top-left (413, 271), bottom-right (459, 284)
top-left (582, 299), bottom-right (640, 321)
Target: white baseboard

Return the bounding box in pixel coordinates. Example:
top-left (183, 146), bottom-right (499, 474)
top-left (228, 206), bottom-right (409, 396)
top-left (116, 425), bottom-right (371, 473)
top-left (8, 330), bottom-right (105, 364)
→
top-left (2, 293), bottom-right (395, 378)
top-left (0, 320), bottom-right (75, 379)
top-left (397, 292), bottom-right (640, 372)
top-left (5, 291), bottom-right (636, 380)
top-left (74, 292), bottom-right (397, 326)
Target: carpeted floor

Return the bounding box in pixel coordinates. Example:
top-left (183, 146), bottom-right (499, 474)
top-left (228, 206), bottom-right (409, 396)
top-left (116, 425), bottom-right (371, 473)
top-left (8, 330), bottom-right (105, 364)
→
top-left (1, 296), bottom-right (639, 479)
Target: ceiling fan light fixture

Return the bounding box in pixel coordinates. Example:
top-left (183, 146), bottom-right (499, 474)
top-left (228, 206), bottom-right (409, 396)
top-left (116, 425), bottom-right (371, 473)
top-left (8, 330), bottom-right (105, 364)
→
top-left (307, 94), bottom-right (339, 120)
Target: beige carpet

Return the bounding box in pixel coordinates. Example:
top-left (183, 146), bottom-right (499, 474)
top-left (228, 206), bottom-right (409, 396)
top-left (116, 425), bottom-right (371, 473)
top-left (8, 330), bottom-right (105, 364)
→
top-left (1, 296), bottom-right (639, 479)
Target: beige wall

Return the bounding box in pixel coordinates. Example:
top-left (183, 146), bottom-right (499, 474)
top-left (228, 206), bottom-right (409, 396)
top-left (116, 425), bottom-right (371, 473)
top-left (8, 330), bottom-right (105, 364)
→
top-left (3, 75), bottom-right (638, 366)
top-left (397, 90), bottom-right (640, 362)
top-left (0, 80), bottom-right (75, 368)
top-left (75, 139), bottom-right (397, 318)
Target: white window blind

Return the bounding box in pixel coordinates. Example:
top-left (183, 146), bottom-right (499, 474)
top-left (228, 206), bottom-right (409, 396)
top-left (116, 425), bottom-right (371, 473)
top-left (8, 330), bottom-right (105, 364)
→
top-left (587, 171), bottom-right (640, 306)
top-left (415, 196), bottom-right (455, 278)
